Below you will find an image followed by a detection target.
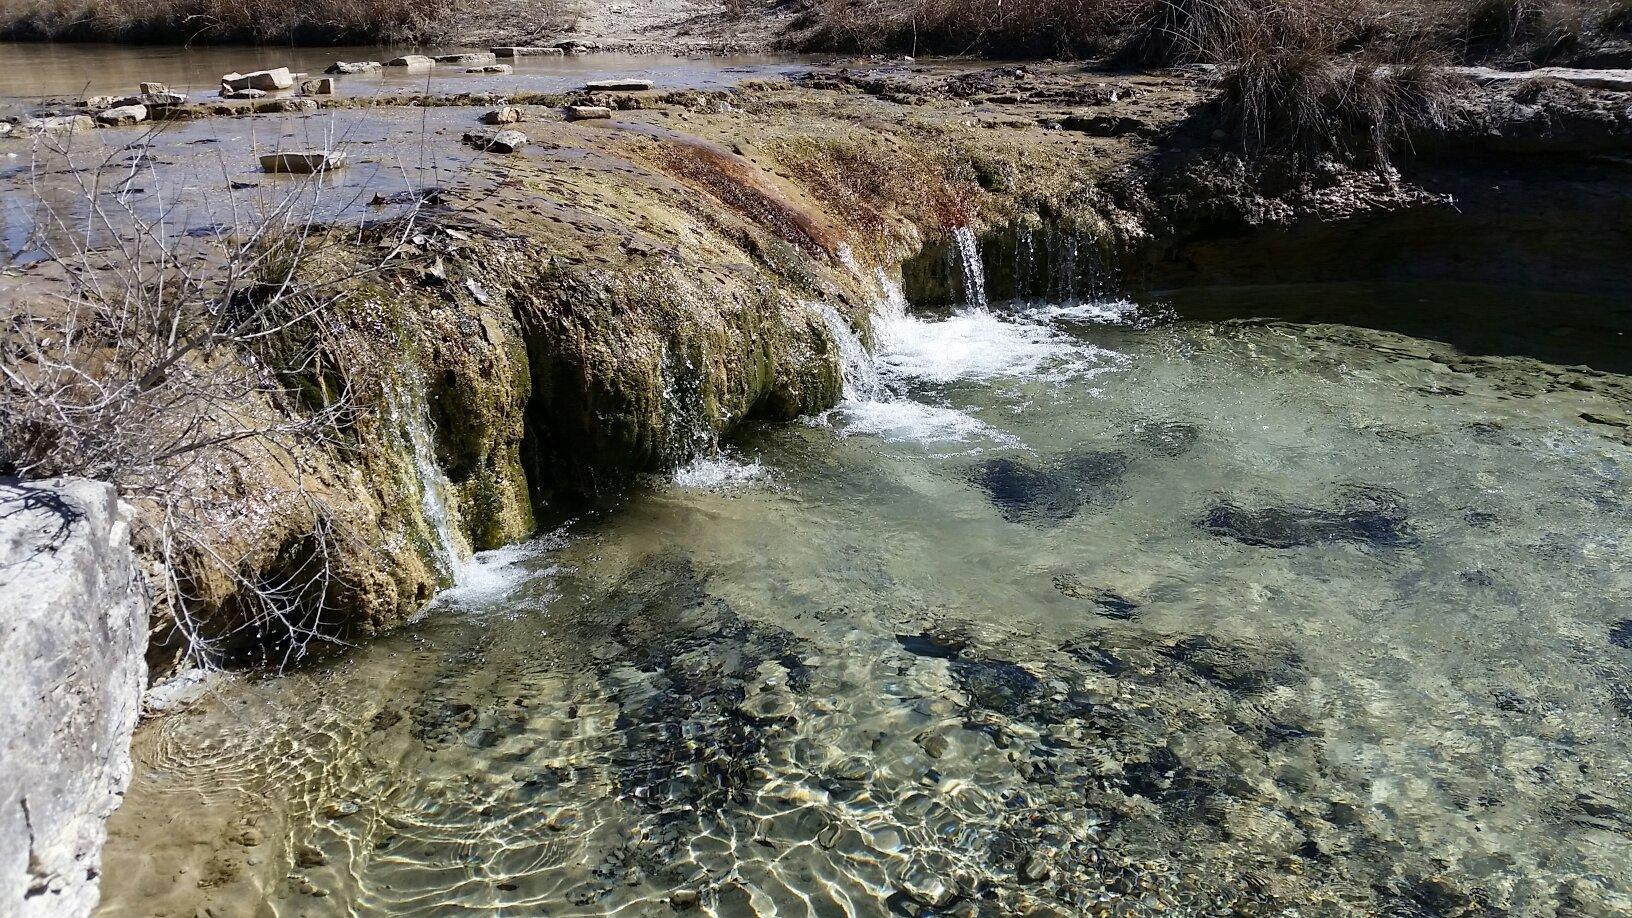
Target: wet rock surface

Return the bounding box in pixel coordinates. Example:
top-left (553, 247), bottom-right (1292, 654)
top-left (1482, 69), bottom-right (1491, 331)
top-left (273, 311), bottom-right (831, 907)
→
top-left (1200, 487), bottom-right (1415, 549)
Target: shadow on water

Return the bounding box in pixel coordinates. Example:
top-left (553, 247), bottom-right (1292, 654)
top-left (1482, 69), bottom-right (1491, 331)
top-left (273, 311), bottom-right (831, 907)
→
top-left (1146, 280), bottom-right (1632, 374)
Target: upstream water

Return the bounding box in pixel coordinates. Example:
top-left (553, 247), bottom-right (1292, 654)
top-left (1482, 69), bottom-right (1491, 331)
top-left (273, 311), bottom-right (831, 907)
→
top-left (99, 273), bottom-right (1632, 915)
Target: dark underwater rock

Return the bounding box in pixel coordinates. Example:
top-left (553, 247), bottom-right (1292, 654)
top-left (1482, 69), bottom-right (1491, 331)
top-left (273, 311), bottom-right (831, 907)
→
top-left (1163, 635), bottom-right (1306, 695)
top-left (1199, 488), bottom-right (1414, 549)
top-left (1610, 620), bottom-right (1632, 649)
top-left (897, 632), bottom-right (969, 659)
top-left (1134, 421), bottom-right (1200, 458)
top-left (968, 449), bottom-right (1129, 524)
top-left (950, 659), bottom-right (1043, 716)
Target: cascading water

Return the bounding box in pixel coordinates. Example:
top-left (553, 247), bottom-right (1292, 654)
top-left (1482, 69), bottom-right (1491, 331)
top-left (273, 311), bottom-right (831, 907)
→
top-left (388, 382), bottom-right (469, 585)
top-left (952, 226), bottom-right (989, 309)
top-left (817, 302), bottom-right (884, 402)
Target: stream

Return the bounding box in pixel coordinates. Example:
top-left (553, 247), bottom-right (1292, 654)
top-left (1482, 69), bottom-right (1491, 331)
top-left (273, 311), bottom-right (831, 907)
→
top-left (98, 264), bottom-right (1632, 914)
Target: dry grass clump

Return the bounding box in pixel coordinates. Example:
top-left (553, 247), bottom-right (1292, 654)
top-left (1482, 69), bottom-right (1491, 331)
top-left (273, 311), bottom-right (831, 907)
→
top-left (0, 0), bottom-right (449, 42)
top-left (796, 0), bottom-right (1140, 58)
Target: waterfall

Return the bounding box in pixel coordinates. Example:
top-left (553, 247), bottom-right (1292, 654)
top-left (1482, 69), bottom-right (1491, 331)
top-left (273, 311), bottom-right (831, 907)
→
top-left (388, 382), bottom-right (468, 585)
top-left (951, 226), bottom-right (988, 310)
top-left (817, 302), bottom-right (883, 401)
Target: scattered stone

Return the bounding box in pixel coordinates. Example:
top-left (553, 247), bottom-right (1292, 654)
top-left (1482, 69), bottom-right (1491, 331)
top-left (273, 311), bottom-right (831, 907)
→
top-left (584, 78), bottom-right (653, 92)
top-left (467, 64), bottom-right (513, 74)
top-left (138, 81), bottom-right (167, 94)
top-left (434, 52), bottom-right (497, 65)
top-left (556, 39), bottom-right (601, 53)
top-left (222, 67), bottom-right (294, 92)
top-left (325, 61), bottom-right (382, 74)
top-left (0, 122), bottom-right (10, 137)
top-left (492, 46), bottom-right (563, 57)
top-left (896, 632), bottom-right (967, 660)
top-left (259, 151), bottom-right (348, 174)
top-left (671, 889), bottom-right (700, 910)
top-left (300, 77), bottom-right (336, 96)
top-left (386, 55), bottom-right (436, 70)
top-left (294, 845), bottom-right (328, 868)
top-left (462, 129), bottom-right (528, 153)
top-left (566, 105), bottom-right (612, 121)
top-left (220, 88), bottom-right (267, 100)
top-left (481, 107), bottom-right (521, 125)
top-left (94, 104), bottom-right (147, 127)
top-left (80, 95), bottom-right (117, 110)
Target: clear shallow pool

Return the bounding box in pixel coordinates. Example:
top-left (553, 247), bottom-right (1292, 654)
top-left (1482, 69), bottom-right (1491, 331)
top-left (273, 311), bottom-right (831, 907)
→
top-left (99, 277), bottom-right (1632, 916)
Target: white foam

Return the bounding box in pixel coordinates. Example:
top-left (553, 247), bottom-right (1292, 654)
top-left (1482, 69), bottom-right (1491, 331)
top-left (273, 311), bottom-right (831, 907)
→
top-left (824, 398), bottom-right (1019, 448)
top-left (672, 453), bottom-right (767, 489)
top-left (872, 306), bottom-right (1123, 385)
top-left (431, 530), bottom-right (570, 609)
top-left (1026, 298), bottom-right (1143, 325)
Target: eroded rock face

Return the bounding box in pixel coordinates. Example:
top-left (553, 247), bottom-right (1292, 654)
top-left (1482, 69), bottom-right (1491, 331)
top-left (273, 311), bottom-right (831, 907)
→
top-left (0, 478), bottom-right (148, 917)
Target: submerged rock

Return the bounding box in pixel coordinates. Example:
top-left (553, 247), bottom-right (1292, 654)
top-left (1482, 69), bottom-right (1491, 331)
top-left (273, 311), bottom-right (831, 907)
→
top-left (259, 151), bottom-right (347, 174)
top-left (896, 632), bottom-right (969, 659)
top-left (468, 64), bottom-right (514, 75)
top-left (969, 449), bottom-right (1128, 525)
top-left (435, 52), bottom-right (497, 65)
top-left (1610, 620), bottom-right (1632, 649)
top-left (1199, 488), bottom-right (1414, 549)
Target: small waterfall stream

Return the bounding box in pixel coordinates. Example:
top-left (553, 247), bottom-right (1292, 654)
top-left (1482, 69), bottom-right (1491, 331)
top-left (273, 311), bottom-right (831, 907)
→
top-left (952, 226), bottom-right (989, 309)
top-left (388, 382), bottom-right (469, 585)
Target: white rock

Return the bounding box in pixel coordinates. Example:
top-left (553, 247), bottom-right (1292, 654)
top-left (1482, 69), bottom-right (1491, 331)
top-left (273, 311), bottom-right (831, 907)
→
top-left (386, 55), bottom-right (436, 70)
top-left (325, 61), bottom-right (382, 75)
top-left (1455, 66), bottom-right (1632, 92)
top-left (434, 52), bottom-right (496, 65)
top-left (94, 104), bottom-right (147, 127)
top-left (221, 67), bottom-right (294, 92)
top-left (21, 115), bottom-right (94, 135)
top-left (462, 129), bottom-right (528, 153)
top-left (0, 478), bottom-right (148, 918)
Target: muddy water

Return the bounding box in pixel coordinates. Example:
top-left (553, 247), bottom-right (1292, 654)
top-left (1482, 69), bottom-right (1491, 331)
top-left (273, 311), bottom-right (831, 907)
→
top-left (99, 278), bottom-right (1632, 916)
top-left (0, 43), bottom-right (808, 101)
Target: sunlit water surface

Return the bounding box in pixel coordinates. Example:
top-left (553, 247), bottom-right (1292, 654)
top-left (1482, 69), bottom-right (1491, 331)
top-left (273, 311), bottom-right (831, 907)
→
top-left (100, 281), bottom-right (1632, 916)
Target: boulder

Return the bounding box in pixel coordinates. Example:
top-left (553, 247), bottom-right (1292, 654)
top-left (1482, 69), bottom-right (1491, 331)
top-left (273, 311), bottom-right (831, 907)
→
top-left (462, 129), bottom-right (528, 153)
top-left (137, 81), bottom-right (167, 94)
top-left (79, 96), bottom-right (117, 111)
top-left (94, 104), bottom-right (147, 127)
top-left (565, 105), bottom-right (612, 121)
top-left (434, 52), bottom-right (497, 65)
top-left (0, 478), bottom-right (148, 918)
top-left (300, 77), bottom-right (336, 95)
top-left (467, 64), bottom-right (513, 74)
top-left (584, 78), bottom-right (652, 92)
top-left (260, 150), bottom-right (348, 173)
top-left (221, 67), bottom-right (293, 92)
top-left (325, 61), bottom-right (382, 75)
top-left (220, 87), bottom-right (266, 100)
top-left (481, 106), bottom-right (521, 124)
top-left (492, 46), bottom-right (563, 57)
top-left (386, 55), bottom-right (436, 70)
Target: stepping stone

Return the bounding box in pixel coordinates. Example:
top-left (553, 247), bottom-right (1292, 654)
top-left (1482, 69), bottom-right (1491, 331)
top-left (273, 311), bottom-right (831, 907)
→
top-left (260, 151), bottom-right (347, 173)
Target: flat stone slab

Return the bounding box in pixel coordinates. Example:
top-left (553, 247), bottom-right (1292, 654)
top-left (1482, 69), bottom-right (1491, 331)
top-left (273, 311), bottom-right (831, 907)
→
top-left (566, 105), bottom-right (613, 121)
top-left (222, 67), bottom-right (293, 92)
top-left (1456, 66), bottom-right (1632, 91)
top-left (492, 46), bottom-right (563, 57)
top-left (462, 129), bottom-right (528, 153)
top-left (435, 52), bottom-right (497, 65)
top-left (481, 106), bottom-right (521, 125)
top-left (467, 64), bottom-right (513, 75)
top-left (584, 78), bottom-right (653, 92)
top-left (386, 55), bottom-right (436, 70)
top-left (260, 150), bottom-right (348, 173)
top-left (20, 114), bottom-right (94, 134)
top-left (326, 61), bottom-right (382, 74)
top-left (300, 77), bottom-right (336, 95)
